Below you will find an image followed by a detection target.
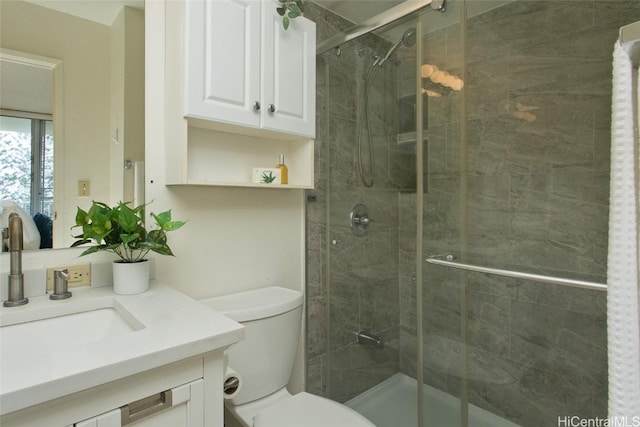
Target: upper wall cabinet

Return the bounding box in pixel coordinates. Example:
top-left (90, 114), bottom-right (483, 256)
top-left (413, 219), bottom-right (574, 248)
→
top-left (184, 0), bottom-right (316, 139)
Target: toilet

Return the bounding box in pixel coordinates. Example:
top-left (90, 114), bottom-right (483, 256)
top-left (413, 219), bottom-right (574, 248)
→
top-left (200, 286), bottom-right (375, 427)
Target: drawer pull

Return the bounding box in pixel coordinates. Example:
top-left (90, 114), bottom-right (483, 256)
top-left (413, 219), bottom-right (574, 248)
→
top-left (120, 389), bottom-right (173, 425)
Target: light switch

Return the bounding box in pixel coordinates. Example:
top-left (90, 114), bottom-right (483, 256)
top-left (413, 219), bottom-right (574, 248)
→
top-left (78, 180), bottom-right (91, 196)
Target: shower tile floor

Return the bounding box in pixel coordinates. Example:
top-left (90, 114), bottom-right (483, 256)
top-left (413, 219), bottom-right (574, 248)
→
top-left (346, 373), bottom-right (522, 427)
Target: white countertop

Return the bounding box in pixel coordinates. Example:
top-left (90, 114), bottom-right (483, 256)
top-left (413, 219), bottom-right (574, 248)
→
top-left (0, 283), bottom-right (244, 415)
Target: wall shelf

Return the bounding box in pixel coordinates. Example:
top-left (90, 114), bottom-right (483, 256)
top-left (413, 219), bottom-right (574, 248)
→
top-left (168, 181), bottom-right (312, 189)
top-left (165, 122), bottom-right (314, 189)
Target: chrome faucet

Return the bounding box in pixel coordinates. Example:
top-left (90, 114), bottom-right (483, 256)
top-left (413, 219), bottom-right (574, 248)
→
top-left (356, 330), bottom-right (384, 349)
top-left (50, 268), bottom-right (72, 300)
top-left (4, 213), bottom-right (28, 307)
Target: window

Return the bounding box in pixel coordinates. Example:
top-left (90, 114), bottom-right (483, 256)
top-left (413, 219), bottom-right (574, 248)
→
top-left (0, 115), bottom-right (54, 218)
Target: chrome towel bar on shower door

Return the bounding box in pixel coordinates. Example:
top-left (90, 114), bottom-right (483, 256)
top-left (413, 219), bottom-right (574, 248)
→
top-left (426, 255), bottom-right (608, 292)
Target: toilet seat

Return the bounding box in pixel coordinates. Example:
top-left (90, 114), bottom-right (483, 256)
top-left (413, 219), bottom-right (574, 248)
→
top-left (253, 392), bottom-right (375, 427)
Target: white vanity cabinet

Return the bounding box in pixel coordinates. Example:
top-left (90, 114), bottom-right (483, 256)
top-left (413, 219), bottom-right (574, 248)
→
top-left (184, 0), bottom-right (316, 138)
top-left (1, 354), bottom-right (224, 427)
top-left (0, 284), bottom-right (243, 427)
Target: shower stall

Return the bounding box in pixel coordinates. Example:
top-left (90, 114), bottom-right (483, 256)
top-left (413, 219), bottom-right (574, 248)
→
top-left (305, 1), bottom-right (640, 426)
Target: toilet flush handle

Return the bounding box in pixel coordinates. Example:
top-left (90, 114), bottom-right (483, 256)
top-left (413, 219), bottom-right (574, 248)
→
top-left (224, 377), bottom-right (240, 396)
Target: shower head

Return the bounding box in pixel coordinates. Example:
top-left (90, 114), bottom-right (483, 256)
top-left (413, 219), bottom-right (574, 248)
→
top-left (378, 27), bottom-right (416, 67)
top-left (401, 27), bottom-right (417, 47)
top-left (431, 0), bottom-right (446, 12)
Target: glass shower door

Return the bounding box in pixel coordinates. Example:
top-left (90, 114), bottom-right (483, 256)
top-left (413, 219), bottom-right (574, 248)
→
top-left (321, 16), bottom-right (421, 404)
top-left (417, 2), bottom-right (466, 426)
top-left (307, 8), bottom-right (432, 425)
top-left (419, 1), bottom-right (628, 426)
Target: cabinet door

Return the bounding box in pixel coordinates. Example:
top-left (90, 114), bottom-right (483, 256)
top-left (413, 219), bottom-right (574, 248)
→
top-left (72, 380), bottom-right (204, 427)
top-left (261, 2), bottom-right (316, 138)
top-left (74, 409), bottom-right (120, 427)
top-left (185, 0), bottom-right (261, 128)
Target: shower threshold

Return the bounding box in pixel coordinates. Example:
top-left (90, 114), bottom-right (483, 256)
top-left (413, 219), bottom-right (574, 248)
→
top-left (346, 373), bottom-right (522, 427)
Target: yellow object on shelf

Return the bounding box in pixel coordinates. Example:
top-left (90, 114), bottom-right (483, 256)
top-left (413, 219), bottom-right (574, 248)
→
top-left (276, 154), bottom-right (288, 185)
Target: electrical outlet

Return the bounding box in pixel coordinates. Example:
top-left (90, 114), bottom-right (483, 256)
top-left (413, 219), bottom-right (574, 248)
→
top-left (46, 263), bottom-right (91, 290)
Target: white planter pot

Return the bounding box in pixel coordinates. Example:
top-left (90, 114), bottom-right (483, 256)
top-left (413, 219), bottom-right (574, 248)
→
top-left (113, 259), bottom-right (150, 295)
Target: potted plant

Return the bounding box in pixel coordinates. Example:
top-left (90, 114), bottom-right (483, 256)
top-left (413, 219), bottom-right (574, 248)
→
top-left (71, 201), bottom-right (186, 295)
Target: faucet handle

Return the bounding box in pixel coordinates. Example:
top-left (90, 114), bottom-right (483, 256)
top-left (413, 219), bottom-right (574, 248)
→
top-left (8, 213), bottom-right (23, 251)
top-left (2, 227), bottom-right (8, 252)
top-left (50, 269), bottom-right (72, 300)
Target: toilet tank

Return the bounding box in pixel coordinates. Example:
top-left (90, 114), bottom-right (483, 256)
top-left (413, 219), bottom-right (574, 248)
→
top-left (201, 287), bottom-right (303, 405)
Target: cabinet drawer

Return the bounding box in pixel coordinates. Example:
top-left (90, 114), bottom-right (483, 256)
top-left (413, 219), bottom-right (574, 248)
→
top-left (72, 380), bottom-right (204, 427)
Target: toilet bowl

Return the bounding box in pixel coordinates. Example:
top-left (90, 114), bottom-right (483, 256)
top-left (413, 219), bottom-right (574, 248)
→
top-left (201, 287), bottom-right (375, 427)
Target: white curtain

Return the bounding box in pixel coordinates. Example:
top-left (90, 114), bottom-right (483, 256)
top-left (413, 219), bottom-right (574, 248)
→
top-left (607, 40), bottom-right (640, 417)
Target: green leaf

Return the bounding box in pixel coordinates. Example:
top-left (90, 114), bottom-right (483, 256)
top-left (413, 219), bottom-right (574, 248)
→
top-left (88, 201), bottom-right (110, 219)
top-left (287, 3), bottom-right (301, 15)
top-left (296, 0), bottom-right (305, 12)
top-left (283, 15), bottom-right (289, 30)
top-left (75, 207), bottom-right (89, 226)
top-left (79, 245), bottom-right (108, 257)
top-left (276, 6), bottom-right (286, 16)
top-left (151, 210), bottom-right (171, 227)
top-left (120, 233), bottom-right (140, 245)
top-left (165, 221), bottom-right (186, 232)
top-left (146, 229), bottom-right (167, 245)
top-left (151, 245), bottom-right (175, 256)
top-left (151, 210), bottom-right (185, 232)
top-left (70, 238), bottom-right (91, 248)
top-left (115, 202), bottom-right (140, 232)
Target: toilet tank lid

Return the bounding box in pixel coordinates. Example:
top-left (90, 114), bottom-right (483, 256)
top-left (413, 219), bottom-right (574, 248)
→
top-left (200, 286), bottom-right (303, 322)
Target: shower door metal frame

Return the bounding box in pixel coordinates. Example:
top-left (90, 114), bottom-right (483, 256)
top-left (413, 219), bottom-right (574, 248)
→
top-left (413, 20), bottom-right (426, 427)
top-left (316, 0), bottom-right (438, 55)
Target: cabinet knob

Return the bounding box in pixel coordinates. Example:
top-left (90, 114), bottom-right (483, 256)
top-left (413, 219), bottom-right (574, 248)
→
top-left (268, 104), bottom-right (276, 113)
top-left (253, 101), bottom-right (261, 111)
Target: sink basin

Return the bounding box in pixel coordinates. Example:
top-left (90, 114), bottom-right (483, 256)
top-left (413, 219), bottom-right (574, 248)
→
top-left (0, 298), bottom-right (144, 362)
top-left (1, 307), bottom-right (137, 351)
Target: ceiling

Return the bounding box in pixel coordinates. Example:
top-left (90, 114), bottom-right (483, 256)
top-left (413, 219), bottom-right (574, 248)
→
top-left (23, 0), bottom-right (406, 28)
top-left (24, 0), bottom-right (143, 26)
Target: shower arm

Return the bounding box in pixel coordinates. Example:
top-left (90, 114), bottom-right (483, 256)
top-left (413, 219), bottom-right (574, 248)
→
top-left (377, 40), bottom-right (402, 66)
